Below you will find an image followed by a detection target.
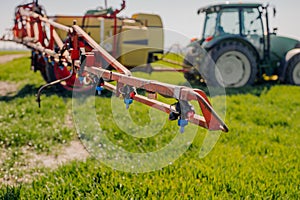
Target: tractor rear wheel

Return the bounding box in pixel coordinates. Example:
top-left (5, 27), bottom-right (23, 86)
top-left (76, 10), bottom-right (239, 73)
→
top-left (204, 41), bottom-right (257, 87)
top-left (286, 54), bottom-right (300, 85)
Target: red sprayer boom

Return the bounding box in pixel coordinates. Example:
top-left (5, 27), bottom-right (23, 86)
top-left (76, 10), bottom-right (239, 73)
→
top-left (1, 1), bottom-right (228, 133)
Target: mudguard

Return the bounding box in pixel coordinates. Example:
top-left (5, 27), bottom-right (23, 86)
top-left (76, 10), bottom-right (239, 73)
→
top-left (279, 48), bottom-right (300, 81)
top-left (202, 35), bottom-right (260, 60)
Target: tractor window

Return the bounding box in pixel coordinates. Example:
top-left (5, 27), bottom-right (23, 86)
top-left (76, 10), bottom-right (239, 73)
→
top-left (242, 8), bottom-right (263, 36)
top-left (203, 12), bottom-right (217, 38)
top-left (242, 8), bottom-right (264, 57)
top-left (219, 9), bottom-right (240, 35)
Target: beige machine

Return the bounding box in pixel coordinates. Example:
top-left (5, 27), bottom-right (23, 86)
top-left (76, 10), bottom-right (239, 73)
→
top-left (53, 9), bottom-right (164, 67)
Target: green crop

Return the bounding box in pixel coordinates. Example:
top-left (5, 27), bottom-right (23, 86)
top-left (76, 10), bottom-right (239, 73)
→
top-left (0, 53), bottom-right (299, 199)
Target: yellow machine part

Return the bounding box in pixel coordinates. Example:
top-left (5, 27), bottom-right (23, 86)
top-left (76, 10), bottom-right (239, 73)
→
top-left (52, 13), bottom-right (164, 67)
top-left (118, 25), bottom-right (149, 67)
top-left (53, 16), bottom-right (84, 38)
top-left (83, 17), bottom-right (122, 45)
top-left (132, 13), bottom-right (164, 52)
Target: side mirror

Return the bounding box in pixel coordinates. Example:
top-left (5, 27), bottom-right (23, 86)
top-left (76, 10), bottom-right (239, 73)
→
top-left (273, 7), bottom-right (277, 17)
top-left (273, 27), bottom-right (278, 35)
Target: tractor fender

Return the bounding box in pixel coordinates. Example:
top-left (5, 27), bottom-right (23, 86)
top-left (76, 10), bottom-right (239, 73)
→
top-left (285, 48), bottom-right (300, 61)
top-left (279, 48), bottom-right (300, 81)
top-left (203, 35), bottom-right (260, 60)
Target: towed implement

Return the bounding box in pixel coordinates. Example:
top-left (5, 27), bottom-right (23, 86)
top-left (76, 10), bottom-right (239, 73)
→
top-left (51, 0), bottom-right (164, 68)
top-left (1, 1), bottom-right (228, 133)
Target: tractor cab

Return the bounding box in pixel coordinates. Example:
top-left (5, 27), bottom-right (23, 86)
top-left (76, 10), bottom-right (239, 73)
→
top-left (199, 3), bottom-right (267, 60)
top-left (184, 2), bottom-right (300, 87)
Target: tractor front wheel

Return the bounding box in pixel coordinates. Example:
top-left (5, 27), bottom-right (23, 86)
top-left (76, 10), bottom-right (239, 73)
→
top-left (183, 57), bottom-right (201, 82)
top-left (286, 54), bottom-right (300, 85)
top-left (204, 41), bottom-right (257, 88)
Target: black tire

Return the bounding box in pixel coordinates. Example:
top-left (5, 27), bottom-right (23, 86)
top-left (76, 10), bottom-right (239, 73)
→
top-left (39, 66), bottom-right (49, 83)
top-left (204, 41), bottom-right (258, 88)
top-left (31, 51), bottom-right (48, 83)
top-left (45, 61), bottom-right (57, 83)
top-left (183, 56), bottom-right (198, 82)
top-left (183, 71), bottom-right (197, 82)
top-left (286, 54), bottom-right (300, 85)
top-left (44, 61), bottom-right (95, 92)
top-left (183, 48), bottom-right (204, 82)
top-left (45, 61), bottom-right (65, 91)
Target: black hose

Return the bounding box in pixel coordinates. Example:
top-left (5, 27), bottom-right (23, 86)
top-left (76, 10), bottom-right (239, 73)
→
top-left (36, 64), bottom-right (74, 108)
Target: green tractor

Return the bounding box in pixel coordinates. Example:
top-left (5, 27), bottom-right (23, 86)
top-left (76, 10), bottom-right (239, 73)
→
top-left (184, 3), bottom-right (300, 87)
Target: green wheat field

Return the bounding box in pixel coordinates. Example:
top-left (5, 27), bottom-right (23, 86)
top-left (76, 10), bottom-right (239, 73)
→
top-left (0, 52), bottom-right (299, 199)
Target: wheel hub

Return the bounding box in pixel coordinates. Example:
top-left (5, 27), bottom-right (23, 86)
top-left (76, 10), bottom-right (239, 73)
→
top-left (216, 51), bottom-right (251, 87)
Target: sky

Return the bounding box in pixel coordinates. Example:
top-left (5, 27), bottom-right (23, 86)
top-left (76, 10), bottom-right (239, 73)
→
top-left (1, 0), bottom-right (300, 48)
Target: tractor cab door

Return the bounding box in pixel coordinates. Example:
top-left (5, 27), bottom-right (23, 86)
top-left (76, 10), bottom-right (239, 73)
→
top-left (202, 6), bottom-right (265, 59)
top-left (202, 12), bottom-right (217, 41)
top-left (202, 8), bottom-right (240, 40)
top-left (241, 7), bottom-right (265, 59)
top-left (217, 8), bottom-right (240, 36)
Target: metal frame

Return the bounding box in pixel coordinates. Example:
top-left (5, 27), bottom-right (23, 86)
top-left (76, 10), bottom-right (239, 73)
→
top-left (1, 1), bottom-right (228, 133)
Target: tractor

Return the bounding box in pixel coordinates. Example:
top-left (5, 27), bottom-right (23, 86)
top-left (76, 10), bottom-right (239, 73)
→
top-left (183, 2), bottom-right (300, 87)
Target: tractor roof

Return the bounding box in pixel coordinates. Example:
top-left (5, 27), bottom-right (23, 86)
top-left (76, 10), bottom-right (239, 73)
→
top-left (197, 2), bottom-right (263, 14)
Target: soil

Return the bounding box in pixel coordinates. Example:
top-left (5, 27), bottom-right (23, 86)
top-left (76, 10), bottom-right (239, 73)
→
top-left (0, 54), bottom-right (27, 64)
top-left (0, 81), bottom-right (18, 96)
top-left (0, 54), bottom-right (90, 185)
top-left (25, 140), bottom-right (90, 169)
top-left (1, 141), bottom-right (90, 185)
top-left (0, 54), bottom-right (26, 96)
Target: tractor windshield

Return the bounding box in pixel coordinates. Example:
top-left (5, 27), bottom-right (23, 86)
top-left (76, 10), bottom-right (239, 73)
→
top-left (218, 8), bottom-right (240, 35)
top-left (202, 6), bottom-right (264, 55)
top-left (242, 7), bottom-right (264, 57)
top-left (242, 8), bottom-right (263, 36)
top-left (203, 12), bottom-right (217, 39)
top-left (203, 8), bottom-right (240, 39)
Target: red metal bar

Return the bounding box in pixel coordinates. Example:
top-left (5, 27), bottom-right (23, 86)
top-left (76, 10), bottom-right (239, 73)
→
top-left (72, 25), bottom-right (131, 76)
top-left (103, 82), bottom-right (208, 129)
top-left (85, 67), bottom-right (228, 132)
